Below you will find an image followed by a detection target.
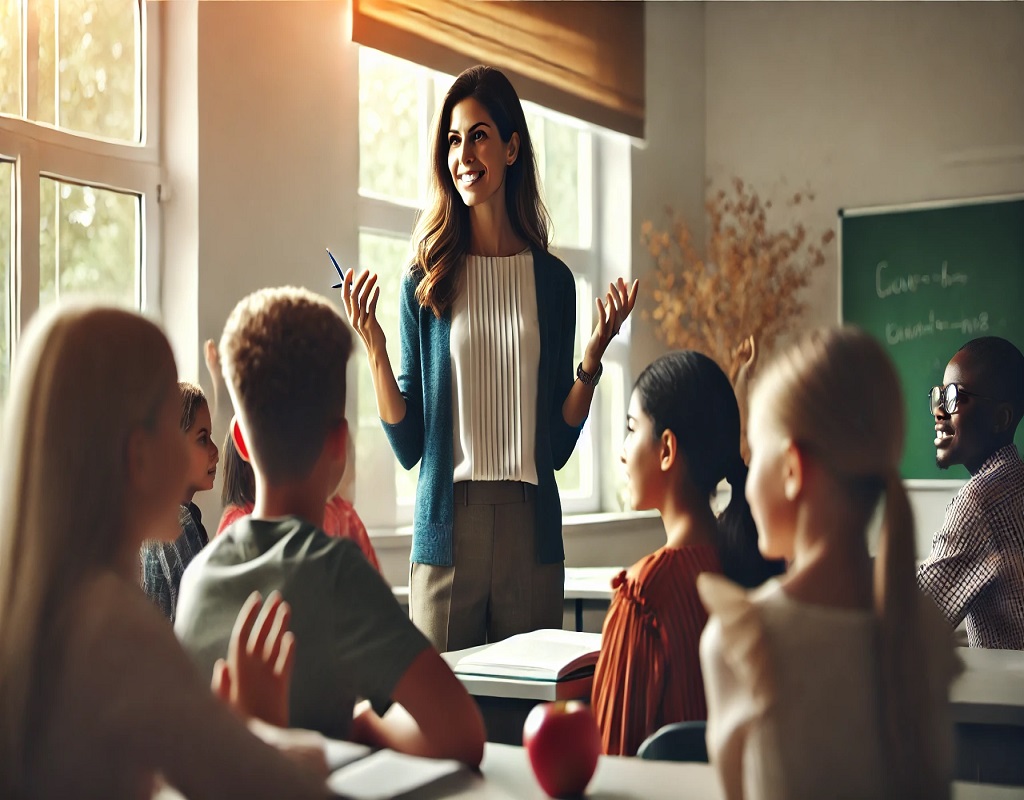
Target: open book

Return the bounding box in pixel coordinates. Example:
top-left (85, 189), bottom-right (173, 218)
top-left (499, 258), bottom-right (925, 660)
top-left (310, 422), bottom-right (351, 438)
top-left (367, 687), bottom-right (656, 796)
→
top-left (447, 629), bottom-right (602, 681)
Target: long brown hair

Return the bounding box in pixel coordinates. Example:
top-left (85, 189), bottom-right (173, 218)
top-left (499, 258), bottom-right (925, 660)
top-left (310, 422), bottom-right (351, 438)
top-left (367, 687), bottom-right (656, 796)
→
top-left (753, 327), bottom-right (956, 799)
top-left (413, 65), bottom-right (550, 318)
top-left (221, 429), bottom-right (256, 509)
top-left (0, 304), bottom-right (174, 795)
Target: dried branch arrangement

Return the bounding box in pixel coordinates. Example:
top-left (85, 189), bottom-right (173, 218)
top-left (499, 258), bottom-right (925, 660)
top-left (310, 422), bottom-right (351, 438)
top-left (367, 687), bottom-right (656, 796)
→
top-left (641, 179), bottom-right (835, 456)
top-left (642, 178), bottom-right (834, 383)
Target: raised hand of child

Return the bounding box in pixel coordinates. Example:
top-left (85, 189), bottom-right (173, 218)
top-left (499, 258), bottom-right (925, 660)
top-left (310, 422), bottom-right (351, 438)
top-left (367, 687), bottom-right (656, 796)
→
top-left (212, 590), bottom-right (296, 728)
top-left (203, 338), bottom-right (224, 418)
top-left (731, 334), bottom-right (758, 387)
top-left (586, 277), bottom-right (639, 364)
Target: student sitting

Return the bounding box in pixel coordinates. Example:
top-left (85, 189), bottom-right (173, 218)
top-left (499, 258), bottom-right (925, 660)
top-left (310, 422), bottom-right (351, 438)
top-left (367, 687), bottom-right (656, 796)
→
top-left (917, 336), bottom-right (1024, 649)
top-left (698, 328), bottom-right (961, 799)
top-left (174, 286), bottom-right (485, 765)
top-left (591, 351), bottom-right (782, 756)
top-left (140, 381), bottom-right (219, 621)
top-left (216, 432), bottom-right (380, 572)
top-left (0, 303), bottom-right (329, 799)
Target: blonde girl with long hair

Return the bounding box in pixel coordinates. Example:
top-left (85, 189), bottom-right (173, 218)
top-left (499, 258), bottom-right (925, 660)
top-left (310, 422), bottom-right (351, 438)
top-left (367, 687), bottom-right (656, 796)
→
top-left (0, 304), bottom-right (327, 799)
top-left (697, 327), bottom-right (961, 800)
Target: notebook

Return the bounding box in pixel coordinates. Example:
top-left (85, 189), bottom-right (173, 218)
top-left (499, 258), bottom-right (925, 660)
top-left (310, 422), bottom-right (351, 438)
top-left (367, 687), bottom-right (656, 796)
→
top-left (447, 629), bottom-right (602, 681)
top-left (326, 749), bottom-right (467, 799)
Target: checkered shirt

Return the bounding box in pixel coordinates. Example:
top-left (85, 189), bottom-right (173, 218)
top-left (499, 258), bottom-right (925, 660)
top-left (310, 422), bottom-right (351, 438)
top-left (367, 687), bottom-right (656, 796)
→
top-left (917, 445), bottom-right (1024, 650)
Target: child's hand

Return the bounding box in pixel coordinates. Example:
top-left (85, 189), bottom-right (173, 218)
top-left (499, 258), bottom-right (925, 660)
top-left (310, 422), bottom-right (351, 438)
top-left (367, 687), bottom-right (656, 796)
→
top-left (212, 590), bottom-right (296, 728)
top-left (584, 277), bottom-right (639, 365)
top-left (730, 334), bottom-right (757, 386)
top-left (203, 338), bottom-right (224, 417)
top-left (204, 338), bottom-right (221, 380)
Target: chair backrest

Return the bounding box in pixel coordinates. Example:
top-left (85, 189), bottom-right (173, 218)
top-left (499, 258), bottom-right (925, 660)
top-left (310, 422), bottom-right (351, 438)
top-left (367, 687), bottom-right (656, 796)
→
top-left (636, 720), bottom-right (709, 763)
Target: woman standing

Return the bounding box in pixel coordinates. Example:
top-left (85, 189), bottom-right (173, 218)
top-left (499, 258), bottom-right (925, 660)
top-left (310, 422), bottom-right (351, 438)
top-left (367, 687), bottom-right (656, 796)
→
top-left (343, 65), bottom-right (636, 651)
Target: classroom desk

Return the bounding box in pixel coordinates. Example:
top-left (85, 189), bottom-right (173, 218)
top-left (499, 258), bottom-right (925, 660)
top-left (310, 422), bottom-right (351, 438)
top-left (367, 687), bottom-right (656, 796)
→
top-left (337, 744), bottom-right (1024, 800)
top-left (153, 742), bottom-right (1023, 800)
top-left (442, 644), bottom-right (594, 745)
top-left (950, 647), bottom-right (1024, 786)
top-left (951, 647), bottom-right (1024, 725)
top-left (563, 566), bottom-right (620, 631)
top-left (392, 566), bottom-right (619, 632)
top-left (386, 742), bottom-right (721, 799)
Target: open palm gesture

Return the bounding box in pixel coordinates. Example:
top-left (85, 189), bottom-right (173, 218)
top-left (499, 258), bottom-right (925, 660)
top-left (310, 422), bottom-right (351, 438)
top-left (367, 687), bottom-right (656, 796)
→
top-left (585, 277), bottom-right (639, 364)
top-left (212, 590), bottom-right (296, 728)
top-left (340, 268), bottom-right (386, 357)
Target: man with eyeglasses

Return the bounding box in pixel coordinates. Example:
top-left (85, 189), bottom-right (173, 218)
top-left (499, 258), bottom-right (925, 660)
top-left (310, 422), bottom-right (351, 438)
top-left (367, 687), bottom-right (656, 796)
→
top-left (917, 336), bottom-right (1024, 650)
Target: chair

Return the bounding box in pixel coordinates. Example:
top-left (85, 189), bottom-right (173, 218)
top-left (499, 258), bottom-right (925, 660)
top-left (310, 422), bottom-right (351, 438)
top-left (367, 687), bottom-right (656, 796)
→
top-left (636, 720), bottom-right (709, 763)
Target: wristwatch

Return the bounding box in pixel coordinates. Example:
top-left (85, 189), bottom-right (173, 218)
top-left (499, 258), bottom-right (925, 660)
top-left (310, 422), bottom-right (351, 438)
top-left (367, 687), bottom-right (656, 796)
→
top-left (576, 361), bottom-right (603, 387)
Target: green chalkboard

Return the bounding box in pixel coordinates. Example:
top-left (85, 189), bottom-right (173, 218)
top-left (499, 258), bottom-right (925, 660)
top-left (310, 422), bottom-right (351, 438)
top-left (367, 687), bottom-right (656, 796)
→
top-left (840, 196), bottom-right (1024, 480)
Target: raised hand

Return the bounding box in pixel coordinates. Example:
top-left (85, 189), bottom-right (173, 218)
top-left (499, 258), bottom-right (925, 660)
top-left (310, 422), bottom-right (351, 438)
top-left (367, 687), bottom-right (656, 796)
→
top-left (203, 338), bottom-right (223, 418)
top-left (340, 268), bottom-right (386, 357)
top-left (730, 334), bottom-right (758, 387)
top-left (585, 277), bottom-right (639, 365)
top-left (212, 590), bottom-right (296, 728)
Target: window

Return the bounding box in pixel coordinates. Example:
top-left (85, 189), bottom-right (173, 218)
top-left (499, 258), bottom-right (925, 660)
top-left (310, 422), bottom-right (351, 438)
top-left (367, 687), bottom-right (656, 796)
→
top-left (0, 0), bottom-right (159, 396)
top-left (355, 48), bottom-right (631, 526)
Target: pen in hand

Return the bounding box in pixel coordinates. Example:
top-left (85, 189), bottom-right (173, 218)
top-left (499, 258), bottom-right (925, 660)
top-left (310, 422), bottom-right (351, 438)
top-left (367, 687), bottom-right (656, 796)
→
top-left (327, 248), bottom-right (345, 289)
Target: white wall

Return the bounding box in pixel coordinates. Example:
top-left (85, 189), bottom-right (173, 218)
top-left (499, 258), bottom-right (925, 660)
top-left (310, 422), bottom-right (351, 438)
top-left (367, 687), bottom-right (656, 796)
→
top-left (703, 2), bottom-right (1024, 554)
top-left (630, 1), bottom-right (707, 378)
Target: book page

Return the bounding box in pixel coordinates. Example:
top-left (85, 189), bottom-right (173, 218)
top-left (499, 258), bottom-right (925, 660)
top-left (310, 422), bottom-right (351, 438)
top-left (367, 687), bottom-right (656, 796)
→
top-left (453, 630), bottom-right (602, 680)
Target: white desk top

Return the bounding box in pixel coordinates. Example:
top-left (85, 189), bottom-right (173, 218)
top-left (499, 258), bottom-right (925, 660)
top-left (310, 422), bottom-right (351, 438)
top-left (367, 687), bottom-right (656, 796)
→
top-left (152, 742), bottom-right (1023, 799)
top-left (427, 742), bottom-right (721, 799)
top-left (392, 567), bottom-right (620, 604)
top-left (563, 566), bottom-right (621, 600)
top-left (951, 646), bottom-right (1024, 726)
top-left (329, 743), bottom-right (1024, 800)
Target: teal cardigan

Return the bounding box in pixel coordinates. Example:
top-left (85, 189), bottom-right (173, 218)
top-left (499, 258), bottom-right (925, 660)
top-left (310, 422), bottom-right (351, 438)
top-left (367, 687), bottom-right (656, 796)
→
top-left (382, 248), bottom-right (583, 567)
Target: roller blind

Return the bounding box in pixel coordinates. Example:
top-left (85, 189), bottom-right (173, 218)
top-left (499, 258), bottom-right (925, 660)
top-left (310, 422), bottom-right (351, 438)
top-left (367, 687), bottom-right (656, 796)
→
top-left (351, 0), bottom-right (645, 137)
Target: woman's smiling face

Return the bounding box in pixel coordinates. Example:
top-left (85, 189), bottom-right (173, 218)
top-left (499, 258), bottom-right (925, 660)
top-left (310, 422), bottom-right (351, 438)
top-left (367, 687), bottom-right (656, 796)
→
top-left (447, 97), bottom-right (517, 210)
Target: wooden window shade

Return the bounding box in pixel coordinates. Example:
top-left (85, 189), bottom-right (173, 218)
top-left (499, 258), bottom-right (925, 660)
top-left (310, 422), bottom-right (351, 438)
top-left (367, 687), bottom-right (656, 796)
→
top-left (351, 0), bottom-right (645, 137)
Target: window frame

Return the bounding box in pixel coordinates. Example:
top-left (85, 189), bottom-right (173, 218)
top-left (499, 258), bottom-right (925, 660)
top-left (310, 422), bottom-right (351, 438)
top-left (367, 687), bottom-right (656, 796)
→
top-left (0, 0), bottom-right (160, 369)
top-left (354, 49), bottom-right (632, 526)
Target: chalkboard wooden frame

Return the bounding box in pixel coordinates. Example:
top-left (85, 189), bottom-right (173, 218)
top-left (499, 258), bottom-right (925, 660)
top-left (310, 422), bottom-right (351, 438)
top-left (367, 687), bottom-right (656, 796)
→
top-left (838, 194), bottom-right (1024, 482)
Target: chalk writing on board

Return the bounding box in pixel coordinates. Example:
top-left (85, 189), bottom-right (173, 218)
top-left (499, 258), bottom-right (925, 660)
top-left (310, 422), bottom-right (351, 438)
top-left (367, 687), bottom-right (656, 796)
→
top-left (875, 260), bottom-right (968, 300)
top-left (886, 310), bottom-right (990, 345)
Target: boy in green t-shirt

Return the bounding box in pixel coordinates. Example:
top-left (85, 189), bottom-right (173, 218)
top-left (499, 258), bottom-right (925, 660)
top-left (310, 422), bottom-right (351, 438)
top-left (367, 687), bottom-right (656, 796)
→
top-left (175, 286), bottom-right (484, 766)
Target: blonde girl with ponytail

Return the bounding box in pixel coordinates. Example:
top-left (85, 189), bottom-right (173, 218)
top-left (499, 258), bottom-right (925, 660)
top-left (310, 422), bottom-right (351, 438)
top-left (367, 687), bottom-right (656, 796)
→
top-left (697, 327), bottom-right (961, 800)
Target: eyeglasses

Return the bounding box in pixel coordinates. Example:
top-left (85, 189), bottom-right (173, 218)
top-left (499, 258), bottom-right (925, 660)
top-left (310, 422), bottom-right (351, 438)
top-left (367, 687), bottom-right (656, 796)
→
top-left (928, 383), bottom-right (995, 415)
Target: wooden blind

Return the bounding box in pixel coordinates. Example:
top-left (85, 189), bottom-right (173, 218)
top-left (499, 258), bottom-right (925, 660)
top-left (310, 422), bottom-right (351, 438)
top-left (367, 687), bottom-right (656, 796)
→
top-left (351, 0), bottom-right (645, 137)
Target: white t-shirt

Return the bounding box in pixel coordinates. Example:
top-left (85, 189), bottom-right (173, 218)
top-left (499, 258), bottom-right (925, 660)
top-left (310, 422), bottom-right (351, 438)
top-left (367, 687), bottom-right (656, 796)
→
top-left (698, 574), bottom-right (960, 800)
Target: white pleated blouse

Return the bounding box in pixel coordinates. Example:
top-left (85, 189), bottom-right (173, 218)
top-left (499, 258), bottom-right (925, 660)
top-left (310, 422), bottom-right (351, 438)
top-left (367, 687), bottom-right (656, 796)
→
top-left (450, 251), bottom-right (540, 485)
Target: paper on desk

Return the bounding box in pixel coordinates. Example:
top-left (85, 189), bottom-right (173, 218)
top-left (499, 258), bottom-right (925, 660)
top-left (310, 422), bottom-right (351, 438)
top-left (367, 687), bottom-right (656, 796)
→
top-left (326, 749), bottom-right (465, 799)
top-left (323, 738), bottom-right (373, 771)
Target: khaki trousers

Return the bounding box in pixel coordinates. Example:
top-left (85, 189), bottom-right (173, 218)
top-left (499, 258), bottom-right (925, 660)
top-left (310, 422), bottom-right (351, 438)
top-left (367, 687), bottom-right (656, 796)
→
top-left (410, 481), bottom-right (564, 652)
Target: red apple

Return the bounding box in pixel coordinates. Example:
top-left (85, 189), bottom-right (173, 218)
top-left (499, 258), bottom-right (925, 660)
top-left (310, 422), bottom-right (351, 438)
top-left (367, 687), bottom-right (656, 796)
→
top-left (523, 700), bottom-right (600, 798)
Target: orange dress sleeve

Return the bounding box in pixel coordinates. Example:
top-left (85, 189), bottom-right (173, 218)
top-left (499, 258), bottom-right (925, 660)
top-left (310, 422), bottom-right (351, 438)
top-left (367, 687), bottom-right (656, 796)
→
top-left (591, 545), bottom-right (721, 756)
